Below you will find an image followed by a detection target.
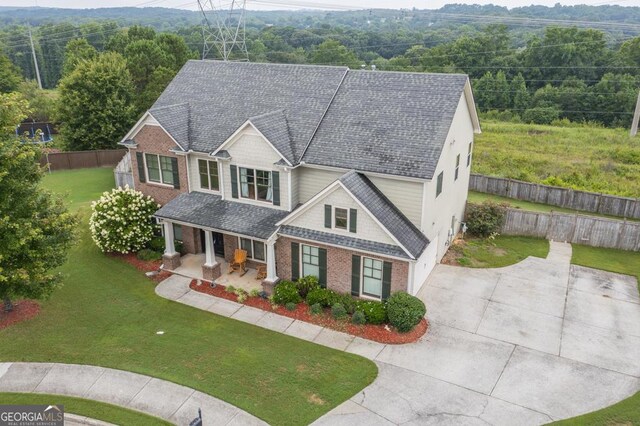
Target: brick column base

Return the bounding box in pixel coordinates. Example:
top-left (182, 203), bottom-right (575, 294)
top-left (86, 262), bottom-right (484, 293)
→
top-left (261, 279), bottom-right (279, 296)
top-left (202, 263), bottom-right (221, 282)
top-left (162, 253), bottom-right (181, 270)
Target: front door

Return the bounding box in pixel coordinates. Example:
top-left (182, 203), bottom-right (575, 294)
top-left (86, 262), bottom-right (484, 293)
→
top-left (200, 230), bottom-right (225, 257)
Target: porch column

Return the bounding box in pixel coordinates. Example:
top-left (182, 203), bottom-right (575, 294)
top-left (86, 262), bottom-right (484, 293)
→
top-left (265, 236), bottom-right (278, 283)
top-left (163, 221), bottom-right (176, 255)
top-left (202, 229), bottom-right (221, 282)
top-left (203, 230), bottom-right (215, 266)
top-left (162, 221), bottom-right (181, 270)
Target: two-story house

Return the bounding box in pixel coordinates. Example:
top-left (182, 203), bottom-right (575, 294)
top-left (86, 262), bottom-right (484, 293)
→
top-left (120, 60), bottom-right (480, 299)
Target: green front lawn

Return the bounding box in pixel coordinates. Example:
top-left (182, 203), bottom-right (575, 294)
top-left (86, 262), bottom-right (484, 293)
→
top-left (453, 235), bottom-right (549, 268)
top-left (0, 393), bottom-right (170, 426)
top-left (0, 169), bottom-right (377, 426)
top-left (550, 392), bottom-right (640, 425)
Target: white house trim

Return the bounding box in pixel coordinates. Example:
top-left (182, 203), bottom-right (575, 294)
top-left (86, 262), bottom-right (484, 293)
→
top-left (276, 179), bottom-right (415, 259)
top-left (463, 78), bottom-right (482, 134)
top-left (212, 121), bottom-right (293, 167)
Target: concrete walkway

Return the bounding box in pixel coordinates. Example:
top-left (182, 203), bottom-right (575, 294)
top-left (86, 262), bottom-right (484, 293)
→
top-left (0, 362), bottom-right (266, 426)
top-left (157, 241), bottom-right (640, 425)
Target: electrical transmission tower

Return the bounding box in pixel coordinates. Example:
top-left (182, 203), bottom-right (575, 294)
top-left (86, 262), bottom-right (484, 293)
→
top-left (197, 0), bottom-right (249, 61)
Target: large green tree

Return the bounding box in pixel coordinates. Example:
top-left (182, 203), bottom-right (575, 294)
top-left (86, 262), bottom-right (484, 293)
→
top-left (57, 52), bottom-right (136, 150)
top-left (309, 39), bottom-right (361, 69)
top-left (62, 38), bottom-right (98, 77)
top-left (0, 51), bottom-right (23, 93)
top-left (0, 93), bottom-right (76, 312)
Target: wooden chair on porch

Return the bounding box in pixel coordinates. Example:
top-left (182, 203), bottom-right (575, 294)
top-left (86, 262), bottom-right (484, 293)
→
top-left (256, 265), bottom-right (267, 280)
top-left (228, 249), bottom-right (248, 276)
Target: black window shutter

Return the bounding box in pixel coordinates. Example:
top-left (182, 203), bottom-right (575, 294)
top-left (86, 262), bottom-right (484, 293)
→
top-left (318, 248), bottom-right (327, 288)
top-left (291, 242), bottom-right (299, 281)
top-left (230, 165), bottom-right (238, 199)
top-left (351, 255), bottom-right (361, 296)
top-left (382, 261), bottom-right (392, 300)
top-left (349, 208), bottom-right (357, 233)
top-left (324, 204), bottom-right (332, 228)
top-left (170, 157), bottom-right (180, 189)
top-left (136, 152), bottom-right (146, 183)
top-left (272, 171), bottom-right (280, 206)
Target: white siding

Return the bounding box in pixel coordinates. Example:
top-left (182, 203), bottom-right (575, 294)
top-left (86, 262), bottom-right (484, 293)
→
top-left (369, 176), bottom-right (423, 228)
top-left (287, 186), bottom-right (397, 245)
top-left (289, 167), bottom-right (299, 209)
top-left (411, 235), bottom-right (438, 296)
top-left (221, 129), bottom-right (289, 211)
top-left (297, 167), bottom-right (424, 227)
top-left (297, 167), bottom-right (343, 203)
top-left (421, 92), bottom-right (475, 260)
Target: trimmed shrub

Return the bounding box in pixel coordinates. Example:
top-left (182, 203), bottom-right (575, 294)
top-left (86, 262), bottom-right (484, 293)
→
top-left (296, 275), bottom-right (319, 299)
top-left (285, 302), bottom-right (297, 311)
top-left (331, 303), bottom-right (347, 320)
top-left (386, 292), bottom-right (426, 332)
top-left (136, 248), bottom-right (162, 261)
top-left (148, 235), bottom-right (183, 255)
top-left (249, 288), bottom-right (261, 298)
top-left (352, 310), bottom-right (366, 325)
top-left (336, 293), bottom-right (357, 314)
top-left (522, 106), bottom-right (560, 125)
top-left (306, 287), bottom-right (334, 307)
top-left (465, 201), bottom-right (507, 237)
top-left (89, 186), bottom-right (159, 253)
top-left (234, 289), bottom-right (248, 303)
top-left (272, 280), bottom-right (302, 305)
top-left (225, 285), bottom-right (236, 293)
top-left (356, 300), bottom-right (387, 325)
top-left (309, 303), bottom-right (322, 315)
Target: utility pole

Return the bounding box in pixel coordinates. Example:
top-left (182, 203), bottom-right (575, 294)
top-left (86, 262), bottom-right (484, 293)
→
top-left (631, 90), bottom-right (640, 137)
top-left (28, 25), bottom-right (42, 89)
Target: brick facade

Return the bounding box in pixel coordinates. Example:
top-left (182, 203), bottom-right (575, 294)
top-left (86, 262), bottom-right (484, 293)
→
top-left (181, 225), bottom-right (202, 255)
top-left (130, 125), bottom-right (188, 206)
top-left (275, 236), bottom-right (410, 297)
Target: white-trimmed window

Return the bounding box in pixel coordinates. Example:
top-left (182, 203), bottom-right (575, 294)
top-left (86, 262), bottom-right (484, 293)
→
top-left (454, 154), bottom-right (460, 181)
top-left (145, 153), bottom-right (174, 185)
top-left (362, 257), bottom-right (383, 298)
top-left (334, 207), bottom-right (349, 230)
top-left (467, 142), bottom-right (472, 167)
top-left (239, 237), bottom-right (265, 262)
top-left (198, 159), bottom-right (219, 191)
top-left (301, 244), bottom-right (320, 278)
top-left (436, 171), bottom-right (444, 197)
top-left (239, 167), bottom-right (272, 202)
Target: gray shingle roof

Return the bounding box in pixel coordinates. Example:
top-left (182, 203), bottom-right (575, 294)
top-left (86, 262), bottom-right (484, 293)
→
top-left (278, 225), bottom-right (409, 259)
top-left (149, 103), bottom-right (190, 151)
top-left (154, 191), bottom-right (288, 240)
top-left (339, 171), bottom-right (429, 259)
top-left (147, 61), bottom-right (471, 180)
top-left (152, 60), bottom-right (347, 158)
top-left (302, 71), bottom-right (468, 179)
top-left (248, 110), bottom-right (294, 165)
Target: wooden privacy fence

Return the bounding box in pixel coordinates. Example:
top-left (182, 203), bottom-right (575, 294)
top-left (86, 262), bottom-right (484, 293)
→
top-left (41, 149), bottom-right (127, 171)
top-left (470, 174), bottom-right (640, 220)
top-left (501, 208), bottom-right (640, 251)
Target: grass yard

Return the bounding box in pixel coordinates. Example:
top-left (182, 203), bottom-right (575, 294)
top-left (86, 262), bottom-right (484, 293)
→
top-left (551, 392), bottom-right (640, 425)
top-left (0, 393), bottom-right (170, 426)
top-left (451, 235), bottom-right (549, 268)
top-left (0, 169), bottom-right (377, 426)
top-left (473, 120), bottom-right (640, 197)
top-left (41, 167), bottom-right (115, 211)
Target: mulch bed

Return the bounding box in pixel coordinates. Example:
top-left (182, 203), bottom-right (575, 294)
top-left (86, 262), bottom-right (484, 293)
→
top-left (190, 279), bottom-right (428, 345)
top-left (0, 300), bottom-right (40, 330)
top-left (110, 252), bottom-right (171, 283)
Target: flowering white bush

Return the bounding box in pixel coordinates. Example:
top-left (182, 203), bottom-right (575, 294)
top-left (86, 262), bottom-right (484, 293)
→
top-left (89, 186), bottom-right (160, 253)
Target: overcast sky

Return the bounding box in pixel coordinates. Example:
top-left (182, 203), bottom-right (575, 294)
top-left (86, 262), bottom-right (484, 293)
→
top-left (1, 0), bottom-right (639, 10)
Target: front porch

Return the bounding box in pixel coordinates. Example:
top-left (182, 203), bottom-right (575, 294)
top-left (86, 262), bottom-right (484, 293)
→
top-left (167, 253), bottom-right (264, 292)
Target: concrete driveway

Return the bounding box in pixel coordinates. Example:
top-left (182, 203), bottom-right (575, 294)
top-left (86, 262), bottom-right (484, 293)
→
top-left (315, 242), bottom-right (640, 425)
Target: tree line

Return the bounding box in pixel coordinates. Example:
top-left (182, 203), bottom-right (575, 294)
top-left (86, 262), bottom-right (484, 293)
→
top-left (0, 19), bottom-right (639, 152)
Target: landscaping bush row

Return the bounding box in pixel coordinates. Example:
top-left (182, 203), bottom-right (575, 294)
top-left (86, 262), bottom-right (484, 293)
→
top-left (272, 275), bottom-right (426, 332)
